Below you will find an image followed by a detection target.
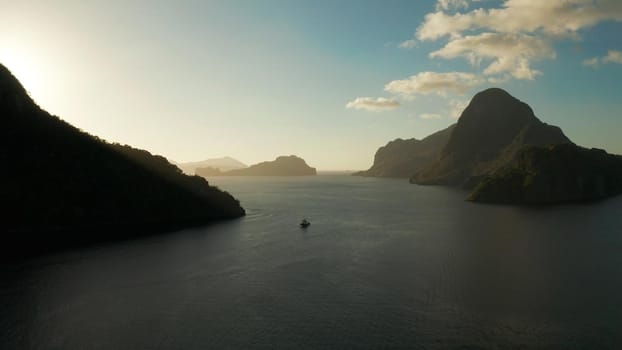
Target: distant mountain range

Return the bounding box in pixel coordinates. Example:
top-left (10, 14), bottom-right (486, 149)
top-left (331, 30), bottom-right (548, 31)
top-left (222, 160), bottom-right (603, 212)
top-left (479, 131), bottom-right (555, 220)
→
top-left (177, 157), bottom-right (247, 175)
top-left (196, 155), bottom-right (316, 176)
top-left (358, 88), bottom-right (622, 204)
top-left (0, 63), bottom-right (244, 257)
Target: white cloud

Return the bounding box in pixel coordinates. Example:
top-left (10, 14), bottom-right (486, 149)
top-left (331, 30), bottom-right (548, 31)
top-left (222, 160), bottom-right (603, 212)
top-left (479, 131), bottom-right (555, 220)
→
top-left (430, 32), bottom-right (555, 80)
top-left (603, 50), bottom-right (622, 64)
top-left (408, 0), bottom-right (622, 81)
top-left (436, 0), bottom-right (469, 12)
top-left (345, 97), bottom-right (400, 111)
top-left (398, 39), bottom-right (418, 49)
top-left (358, 0), bottom-right (621, 115)
top-left (417, 0), bottom-right (622, 41)
top-left (420, 113), bottom-right (443, 119)
top-left (384, 71), bottom-right (484, 97)
top-left (583, 57), bottom-right (600, 68)
top-left (582, 50), bottom-right (622, 68)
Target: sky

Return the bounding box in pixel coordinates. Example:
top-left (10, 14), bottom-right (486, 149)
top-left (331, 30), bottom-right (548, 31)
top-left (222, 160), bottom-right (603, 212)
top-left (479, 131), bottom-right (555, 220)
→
top-left (1, 0), bottom-right (621, 170)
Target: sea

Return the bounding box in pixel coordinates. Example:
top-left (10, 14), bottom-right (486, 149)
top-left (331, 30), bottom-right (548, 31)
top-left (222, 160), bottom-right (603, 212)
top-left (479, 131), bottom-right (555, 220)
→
top-left (1, 175), bottom-right (621, 349)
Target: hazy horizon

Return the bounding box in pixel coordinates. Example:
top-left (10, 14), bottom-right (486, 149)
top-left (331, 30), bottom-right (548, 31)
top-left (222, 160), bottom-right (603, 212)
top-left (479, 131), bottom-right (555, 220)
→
top-left (1, 0), bottom-right (622, 170)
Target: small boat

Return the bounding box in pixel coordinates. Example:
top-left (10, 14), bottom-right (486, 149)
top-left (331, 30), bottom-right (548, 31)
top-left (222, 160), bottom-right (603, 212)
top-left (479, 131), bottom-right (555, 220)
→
top-left (300, 218), bottom-right (311, 228)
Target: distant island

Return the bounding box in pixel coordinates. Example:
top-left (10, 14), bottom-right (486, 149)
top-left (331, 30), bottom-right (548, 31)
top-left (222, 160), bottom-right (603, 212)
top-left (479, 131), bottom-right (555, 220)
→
top-left (317, 170), bottom-right (358, 175)
top-left (176, 156), bottom-right (247, 175)
top-left (196, 155), bottom-right (316, 176)
top-left (358, 88), bottom-right (622, 205)
top-left (0, 63), bottom-right (245, 258)
top-left (354, 125), bottom-right (454, 178)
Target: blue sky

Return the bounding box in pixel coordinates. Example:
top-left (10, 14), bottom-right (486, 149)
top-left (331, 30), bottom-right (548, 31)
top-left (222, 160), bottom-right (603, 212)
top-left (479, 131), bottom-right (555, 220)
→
top-left (1, 0), bottom-right (621, 169)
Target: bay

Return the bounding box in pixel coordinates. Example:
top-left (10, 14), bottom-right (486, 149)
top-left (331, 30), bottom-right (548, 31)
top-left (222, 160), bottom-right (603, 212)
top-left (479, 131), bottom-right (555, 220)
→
top-left (2, 175), bottom-right (621, 349)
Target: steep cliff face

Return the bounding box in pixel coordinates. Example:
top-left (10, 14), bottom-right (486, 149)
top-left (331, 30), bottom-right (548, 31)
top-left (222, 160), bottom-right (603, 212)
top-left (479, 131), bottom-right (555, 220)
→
top-left (197, 155), bottom-right (316, 176)
top-left (354, 124), bottom-right (455, 178)
top-left (411, 88), bottom-right (571, 187)
top-left (0, 63), bottom-right (244, 256)
top-left (469, 143), bottom-right (622, 204)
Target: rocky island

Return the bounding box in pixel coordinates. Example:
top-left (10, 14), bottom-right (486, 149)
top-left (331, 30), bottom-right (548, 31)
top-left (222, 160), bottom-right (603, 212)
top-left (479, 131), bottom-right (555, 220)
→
top-left (360, 87), bottom-right (622, 205)
top-left (177, 156), bottom-right (247, 175)
top-left (411, 88), bottom-right (571, 187)
top-left (0, 63), bottom-right (245, 257)
top-left (196, 155), bottom-right (316, 176)
top-left (469, 143), bottom-right (622, 204)
top-left (354, 125), bottom-right (454, 178)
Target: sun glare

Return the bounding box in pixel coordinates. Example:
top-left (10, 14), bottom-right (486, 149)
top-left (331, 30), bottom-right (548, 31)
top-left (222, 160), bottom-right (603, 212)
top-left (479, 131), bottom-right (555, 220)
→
top-left (0, 49), bottom-right (42, 97)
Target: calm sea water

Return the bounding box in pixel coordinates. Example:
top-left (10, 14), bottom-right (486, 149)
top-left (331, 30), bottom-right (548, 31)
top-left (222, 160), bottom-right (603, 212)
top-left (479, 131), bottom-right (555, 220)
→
top-left (2, 175), bottom-right (622, 349)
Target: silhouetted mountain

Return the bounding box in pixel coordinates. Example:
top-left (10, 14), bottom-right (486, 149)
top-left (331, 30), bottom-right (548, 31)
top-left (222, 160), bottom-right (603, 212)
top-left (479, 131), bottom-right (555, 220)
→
top-left (196, 155), bottom-right (316, 176)
top-left (0, 63), bottom-right (244, 257)
top-left (354, 124), bottom-right (455, 178)
top-left (469, 143), bottom-right (622, 204)
top-left (411, 88), bottom-right (571, 187)
top-left (177, 157), bottom-right (247, 175)
top-left (194, 166), bottom-right (225, 176)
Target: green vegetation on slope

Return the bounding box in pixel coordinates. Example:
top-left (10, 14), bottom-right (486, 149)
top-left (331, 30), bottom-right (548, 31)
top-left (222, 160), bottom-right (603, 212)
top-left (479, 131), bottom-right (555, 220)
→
top-left (469, 143), bottom-right (622, 204)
